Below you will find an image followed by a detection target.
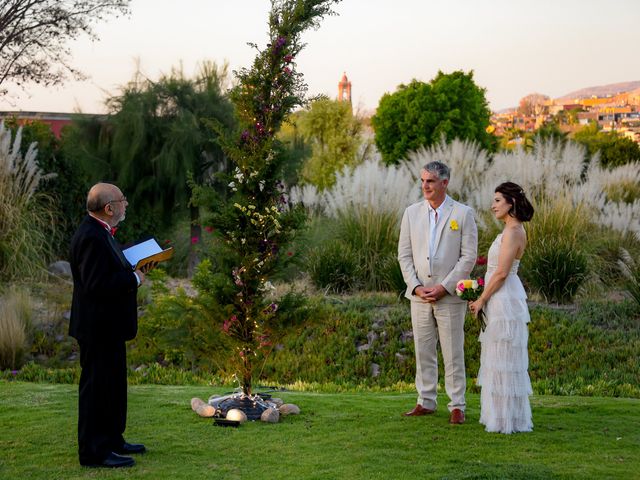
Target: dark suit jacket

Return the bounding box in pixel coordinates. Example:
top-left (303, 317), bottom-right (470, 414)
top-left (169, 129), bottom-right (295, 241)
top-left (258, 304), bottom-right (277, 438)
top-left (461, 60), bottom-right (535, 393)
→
top-left (69, 215), bottom-right (138, 343)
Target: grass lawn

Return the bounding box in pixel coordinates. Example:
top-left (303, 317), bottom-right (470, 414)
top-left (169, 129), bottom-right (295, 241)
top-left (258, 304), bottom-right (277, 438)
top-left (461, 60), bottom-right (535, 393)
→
top-left (0, 382), bottom-right (638, 479)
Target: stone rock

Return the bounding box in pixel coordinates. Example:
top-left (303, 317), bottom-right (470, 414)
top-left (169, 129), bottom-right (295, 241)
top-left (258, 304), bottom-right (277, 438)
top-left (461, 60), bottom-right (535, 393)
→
top-left (48, 261), bottom-right (72, 278)
top-left (226, 408), bottom-right (248, 423)
top-left (370, 363), bottom-right (380, 378)
top-left (279, 403), bottom-right (300, 416)
top-left (356, 343), bottom-right (370, 352)
top-left (191, 397), bottom-right (206, 412)
top-left (372, 318), bottom-right (385, 329)
top-left (395, 352), bottom-right (408, 363)
top-left (260, 407), bottom-right (280, 423)
top-left (400, 330), bottom-right (414, 344)
top-left (367, 331), bottom-right (378, 345)
top-left (196, 404), bottom-right (216, 417)
top-left (269, 397), bottom-right (284, 408)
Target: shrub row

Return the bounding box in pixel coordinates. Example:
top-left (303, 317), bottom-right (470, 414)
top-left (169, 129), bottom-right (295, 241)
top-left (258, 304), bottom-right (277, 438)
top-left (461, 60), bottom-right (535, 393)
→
top-left (5, 293), bottom-right (637, 398)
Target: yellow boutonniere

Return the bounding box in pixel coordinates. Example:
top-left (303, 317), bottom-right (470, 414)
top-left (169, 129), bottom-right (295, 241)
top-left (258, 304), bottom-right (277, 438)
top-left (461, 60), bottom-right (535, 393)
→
top-left (450, 220), bottom-right (459, 231)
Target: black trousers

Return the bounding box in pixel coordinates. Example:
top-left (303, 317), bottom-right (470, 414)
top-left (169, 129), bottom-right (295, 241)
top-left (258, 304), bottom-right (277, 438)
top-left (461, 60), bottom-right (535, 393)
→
top-left (77, 339), bottom-right (127, 463)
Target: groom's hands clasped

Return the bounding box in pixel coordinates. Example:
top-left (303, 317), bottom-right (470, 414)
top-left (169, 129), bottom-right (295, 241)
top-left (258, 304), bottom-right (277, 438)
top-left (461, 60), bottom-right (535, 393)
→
top-left (417, 284), bottom-right (447, 303)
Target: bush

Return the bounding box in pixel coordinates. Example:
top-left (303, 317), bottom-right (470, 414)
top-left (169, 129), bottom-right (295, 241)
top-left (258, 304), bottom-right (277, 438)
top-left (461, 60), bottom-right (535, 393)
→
top-left (306, 239), bottom-right (361, 293)
top-left (521, 237), bottom-right (589, 303)
top-left (0, 123), bottom-right (55, 281)
top-left (619, 248), bottom-right (640, 306)
top-left (334, 207), bottom-right (400, 291)
top-left (0, 286), bottom-right (31, 370)
top-left (519, 196), bottom-right (592, 303)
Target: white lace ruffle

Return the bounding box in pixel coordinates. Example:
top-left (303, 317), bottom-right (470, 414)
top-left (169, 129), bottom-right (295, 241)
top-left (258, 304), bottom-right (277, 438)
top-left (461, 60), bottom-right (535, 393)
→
top-left (478, 258), bottom-right (533, 434)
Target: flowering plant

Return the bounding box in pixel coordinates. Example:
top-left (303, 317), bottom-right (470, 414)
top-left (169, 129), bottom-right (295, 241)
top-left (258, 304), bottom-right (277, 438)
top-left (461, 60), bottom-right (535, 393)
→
top-left (456, 278), bottom-right (486, 331)
top-left (449, 219), bottom-right (459, 231)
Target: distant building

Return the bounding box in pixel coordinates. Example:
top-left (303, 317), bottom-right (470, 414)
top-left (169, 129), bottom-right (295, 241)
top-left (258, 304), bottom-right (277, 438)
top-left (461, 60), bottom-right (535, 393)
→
top-left (0, 111), bottom-right (75, 138)
top-left (337, 72), bottom-right (352, 104)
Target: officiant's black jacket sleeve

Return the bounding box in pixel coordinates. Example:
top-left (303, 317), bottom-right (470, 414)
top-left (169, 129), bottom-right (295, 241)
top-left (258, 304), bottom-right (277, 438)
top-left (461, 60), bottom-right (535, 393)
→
top-left (69, 216), bottom-right (138, 343)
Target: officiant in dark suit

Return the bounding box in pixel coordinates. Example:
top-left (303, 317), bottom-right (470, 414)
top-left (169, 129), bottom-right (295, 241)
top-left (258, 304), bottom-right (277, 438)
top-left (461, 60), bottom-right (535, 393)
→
top-left (69, 182), bottom-right (148, 468)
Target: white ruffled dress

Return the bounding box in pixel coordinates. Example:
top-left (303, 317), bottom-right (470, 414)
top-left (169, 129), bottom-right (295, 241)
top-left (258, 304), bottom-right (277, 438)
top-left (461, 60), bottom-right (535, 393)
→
top-left (477, 233), bottom-right (533, 434)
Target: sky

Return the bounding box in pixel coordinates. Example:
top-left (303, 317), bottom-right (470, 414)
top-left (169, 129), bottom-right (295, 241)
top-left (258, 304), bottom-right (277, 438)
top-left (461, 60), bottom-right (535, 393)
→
top-left (3, 0), bottom-right (640, 115)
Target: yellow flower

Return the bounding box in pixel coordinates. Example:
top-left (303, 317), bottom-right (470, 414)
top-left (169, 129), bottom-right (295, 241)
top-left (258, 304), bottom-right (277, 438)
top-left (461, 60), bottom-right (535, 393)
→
top-left (450, 220), bottom-right (459, 231)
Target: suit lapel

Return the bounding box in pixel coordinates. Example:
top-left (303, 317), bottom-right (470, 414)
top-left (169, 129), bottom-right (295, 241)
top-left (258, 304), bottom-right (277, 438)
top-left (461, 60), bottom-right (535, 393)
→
top-left (87, 216), bottom-right (131, 270)
top-left (433, 197), bottom-right (454, 255)
top-left (106, 232), bottom-right (132, 270)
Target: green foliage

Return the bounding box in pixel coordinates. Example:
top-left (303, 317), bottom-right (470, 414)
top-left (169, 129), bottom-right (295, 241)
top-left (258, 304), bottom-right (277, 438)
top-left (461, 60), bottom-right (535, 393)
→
top-left (0, 123), bottom-right (55, 281)
top-left (519, 197), bottom-right (593, 303)
top-left (298, 98), bottom-right (364, 189)
top-left (334, 207), bottom-right (400, 291)
top-left (306, 240), bottom-right (361, 293)
top-left (275, 112), bottom-right (312, 186)
top-left (64, 63), bottom-right (236, 246)
top-left (190, 0), bottom-right (339, 395)
top-left (0, 286), bottom-right (30, 370)
top-left (619, 248), bottom-right (640, 306)
top-left (4, 118), bottom-right (88, 257)
top-left (572, 122), bottom-right (640, 168)
top-left (371, 70), bottom-right (492, 165)
top-left (521, 237), bottom-right (589, 303)
top-left (529, 301), bottom-right (640, 397)
top-left (603, 179), bottom-right (640, 204)
top-left (303, 208), bottom-right (401, 293)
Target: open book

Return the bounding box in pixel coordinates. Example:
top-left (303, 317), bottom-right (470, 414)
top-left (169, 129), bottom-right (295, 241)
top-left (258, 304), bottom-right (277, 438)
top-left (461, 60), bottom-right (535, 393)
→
top-left (122, 238), bottom-right (174, 271)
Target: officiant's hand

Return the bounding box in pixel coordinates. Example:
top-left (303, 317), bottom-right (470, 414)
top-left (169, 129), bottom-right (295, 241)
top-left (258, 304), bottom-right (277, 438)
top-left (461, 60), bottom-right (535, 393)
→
top-left (140, 261), bottom-right (158, 274)
top-left (135, 269), bottom-right (146, 285)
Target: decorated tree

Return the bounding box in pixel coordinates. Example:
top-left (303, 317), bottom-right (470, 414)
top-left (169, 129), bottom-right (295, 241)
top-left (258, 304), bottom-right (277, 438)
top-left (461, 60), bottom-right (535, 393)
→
top-left (191, 0), bottom-right (339, 395)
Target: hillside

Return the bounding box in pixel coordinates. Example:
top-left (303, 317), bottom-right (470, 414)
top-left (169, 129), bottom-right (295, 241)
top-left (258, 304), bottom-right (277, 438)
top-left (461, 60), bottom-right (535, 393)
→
top-left (557, 80), bottom-right (640, 100)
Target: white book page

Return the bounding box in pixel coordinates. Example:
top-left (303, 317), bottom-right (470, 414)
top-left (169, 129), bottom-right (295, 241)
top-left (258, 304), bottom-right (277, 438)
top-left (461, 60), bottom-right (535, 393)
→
top-left (122, 238), bottom-right (162, 268)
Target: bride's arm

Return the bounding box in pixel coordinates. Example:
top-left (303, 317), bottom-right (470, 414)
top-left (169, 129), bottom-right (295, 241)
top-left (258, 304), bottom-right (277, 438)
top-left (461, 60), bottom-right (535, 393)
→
top-left (469, 227), bottom-right (524, 315)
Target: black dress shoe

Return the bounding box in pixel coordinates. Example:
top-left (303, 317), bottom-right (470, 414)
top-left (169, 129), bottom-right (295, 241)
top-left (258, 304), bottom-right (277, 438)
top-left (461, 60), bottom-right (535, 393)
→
top-left (115, 442), bottom-right (146, 454)
top-left (81, 452), bottom-right (135, 468)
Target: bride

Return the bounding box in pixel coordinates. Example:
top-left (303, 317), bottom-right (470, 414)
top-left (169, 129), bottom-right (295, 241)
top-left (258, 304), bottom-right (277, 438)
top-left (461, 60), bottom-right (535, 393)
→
top-left (469, 182), bottom-right (535, 434)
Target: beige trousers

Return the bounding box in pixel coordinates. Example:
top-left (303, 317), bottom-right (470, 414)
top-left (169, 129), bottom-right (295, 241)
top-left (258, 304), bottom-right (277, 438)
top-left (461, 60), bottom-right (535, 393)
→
top-left (410, 300), bottom-right (467, 412)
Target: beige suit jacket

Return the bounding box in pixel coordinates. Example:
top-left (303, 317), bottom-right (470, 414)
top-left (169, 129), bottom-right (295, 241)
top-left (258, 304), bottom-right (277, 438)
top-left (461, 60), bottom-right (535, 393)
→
top-left (398, 196), bottom-right (478, 303)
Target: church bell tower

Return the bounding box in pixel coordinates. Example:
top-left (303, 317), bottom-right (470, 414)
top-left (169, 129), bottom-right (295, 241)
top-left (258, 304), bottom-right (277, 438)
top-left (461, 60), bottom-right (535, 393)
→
top-left (337, 72), bottom-right (352, 104)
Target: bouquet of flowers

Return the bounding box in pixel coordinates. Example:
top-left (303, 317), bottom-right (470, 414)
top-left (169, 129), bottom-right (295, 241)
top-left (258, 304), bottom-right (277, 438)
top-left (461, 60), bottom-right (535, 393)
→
top-left (456, 278), bottom-right (486, 331)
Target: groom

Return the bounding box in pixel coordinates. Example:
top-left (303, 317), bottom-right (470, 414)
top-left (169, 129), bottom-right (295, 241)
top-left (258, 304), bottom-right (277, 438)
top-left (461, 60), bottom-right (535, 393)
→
top-left (398, 161), bottom-right (477, 424)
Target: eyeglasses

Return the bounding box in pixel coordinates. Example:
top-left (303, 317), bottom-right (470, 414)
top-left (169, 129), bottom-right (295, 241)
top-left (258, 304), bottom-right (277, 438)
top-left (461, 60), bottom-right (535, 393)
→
top-left (108, 196), bottom-right (127, 205)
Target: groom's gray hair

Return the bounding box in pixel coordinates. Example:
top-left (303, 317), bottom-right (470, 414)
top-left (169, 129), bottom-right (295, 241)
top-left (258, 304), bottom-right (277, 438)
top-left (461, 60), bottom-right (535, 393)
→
top-left (422, 161), bottom-right (450, 180)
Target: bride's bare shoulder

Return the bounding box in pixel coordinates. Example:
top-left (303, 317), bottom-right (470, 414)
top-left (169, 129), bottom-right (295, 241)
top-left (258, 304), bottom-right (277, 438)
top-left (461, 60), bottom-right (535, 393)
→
top-left (503, 224), bottom-right (526, 243)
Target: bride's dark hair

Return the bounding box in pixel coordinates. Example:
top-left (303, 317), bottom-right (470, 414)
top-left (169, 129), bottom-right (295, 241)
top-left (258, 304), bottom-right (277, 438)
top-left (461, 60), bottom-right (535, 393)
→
top-left (495, 182), bottom-right (534, 222)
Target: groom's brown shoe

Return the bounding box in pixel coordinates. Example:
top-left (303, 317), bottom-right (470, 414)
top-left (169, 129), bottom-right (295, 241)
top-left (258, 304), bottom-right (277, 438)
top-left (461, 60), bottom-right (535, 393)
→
top-left (403, 404), bottom-right (435, 416)
top-left (449, 408), bottom-right (465, 424)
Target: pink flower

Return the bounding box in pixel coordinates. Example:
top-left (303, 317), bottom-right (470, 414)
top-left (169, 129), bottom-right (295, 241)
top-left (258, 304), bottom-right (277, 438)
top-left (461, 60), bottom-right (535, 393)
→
top-left (476, 256), bottom-right (487, 265)
top-left (204, 226), bottom-right (214, 233)
top-left (191, 236), bottom-right (199, 244)
top-left (456, 282), bottom-right (465, 292)
top-left (478, 278), bottom-right (485, 287)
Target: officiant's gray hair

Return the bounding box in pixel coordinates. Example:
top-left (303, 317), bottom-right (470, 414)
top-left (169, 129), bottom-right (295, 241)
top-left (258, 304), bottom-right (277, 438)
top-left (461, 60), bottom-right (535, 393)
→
top-left (422, 161), bottom-right (450, 181)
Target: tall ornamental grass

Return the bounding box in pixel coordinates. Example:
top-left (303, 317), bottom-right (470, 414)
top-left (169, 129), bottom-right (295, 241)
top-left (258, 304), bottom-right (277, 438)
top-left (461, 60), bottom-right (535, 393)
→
top-left (0, 122), bottom-right (55, 281)
top-left (0, 286), bottom-right (32, 370)
top-left (294, 137), bottom-right (640, 301)
top-left (619, 248), bottom-right (640, 306)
